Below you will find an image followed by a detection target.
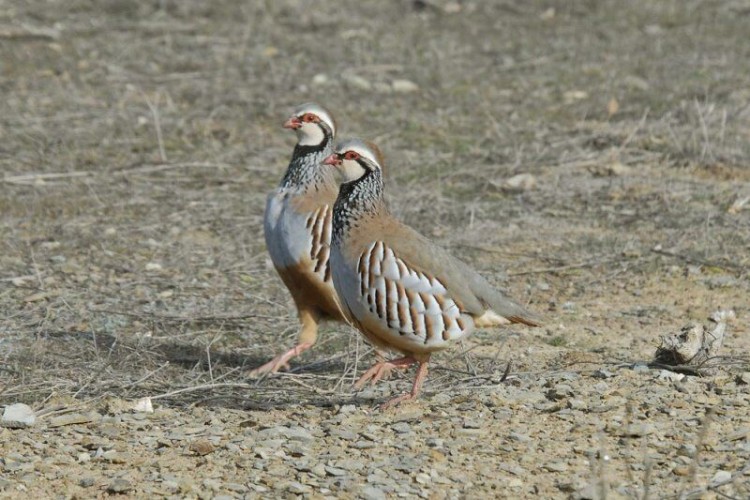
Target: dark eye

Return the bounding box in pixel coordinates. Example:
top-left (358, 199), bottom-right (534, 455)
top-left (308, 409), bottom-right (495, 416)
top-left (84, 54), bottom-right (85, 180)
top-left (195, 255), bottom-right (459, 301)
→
top-left (301, 113), bottom-right (317, 123)
top-left (344, 151), bottom-right (360, 161)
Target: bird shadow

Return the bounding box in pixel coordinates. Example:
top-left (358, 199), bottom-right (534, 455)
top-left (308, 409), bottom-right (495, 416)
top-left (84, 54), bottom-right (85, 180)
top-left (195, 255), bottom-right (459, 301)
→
top-left (35, 329), bottom-right (370, 411)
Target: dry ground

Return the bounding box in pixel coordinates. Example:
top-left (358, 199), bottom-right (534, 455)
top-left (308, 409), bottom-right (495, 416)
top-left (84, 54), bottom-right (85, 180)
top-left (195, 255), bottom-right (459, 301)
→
top-left (1, 0), bottom-right (750, 498)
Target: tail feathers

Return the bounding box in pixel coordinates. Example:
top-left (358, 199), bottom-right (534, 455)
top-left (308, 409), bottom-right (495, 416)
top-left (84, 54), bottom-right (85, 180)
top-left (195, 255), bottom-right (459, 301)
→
top-left (455, 257), bottom-right (543, 328)
top-left (481, 291), bottom-right (543, 328)
top-left (507, 314), bottom-right (542, 327)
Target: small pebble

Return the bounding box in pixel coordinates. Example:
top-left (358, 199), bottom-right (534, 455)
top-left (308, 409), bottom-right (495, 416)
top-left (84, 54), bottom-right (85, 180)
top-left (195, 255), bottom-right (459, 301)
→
top-left (391, 422), bottom-right (411, 434)
top-left (189, 439), bottom-right (215, 456)
top-left (391, 79), bottom-right (420, 93)
top-left (107, 479), bottom-right (132, 494)
top-left (361, 485), bottom-right (387, 500)
top-left (710, 470), bottom-right (732, 486)
top-left (79, 477), bottom-right (95, 488)
top-left (325, 465), bottom-right (347, 477)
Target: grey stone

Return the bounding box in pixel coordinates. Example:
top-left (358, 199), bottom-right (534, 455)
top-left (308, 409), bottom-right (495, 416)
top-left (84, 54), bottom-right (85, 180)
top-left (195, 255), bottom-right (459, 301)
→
top-left (593, 369), bottom-right (615, 379)
top-left (391, 422), bottom-right (411, 434)
top-left (79, 477), bottom-right (95, 488)
top-left (624, 423), bottom-right (655, 437)
top-left (509, 432), bottom-right (531, 442)
top-left (338, 404), bottom-right (357, 414)
top-left (202, 478), bottom-right (221, 491)
top-left (710, 470), bottom-right (732, 486)
top-left (361, 485), bottom-right (387, 500)
top-left (102, 450), bottom-right (125, 463)
top-left (676, 443), bottom-right (697, 457)
top-left (463, 420), bottom-right (481, 429)
top-left (286, 481), bottom-right (309, 494)
top-left (258, 425), bottom-right (314, 442)
top-left (353, 440), bottom-right (376, 449)
top-left (330, 429), bottom-right (358, 440)
top-left (569, 399), bottom-right (588, 410)
top-left (311, 463), bottom-right (327, 477)
top-left (107, 479), bottom-right (132, 493)
top-left (426, 438), bottom-right (444, 448)
top-left (543, 461), bottom-right (569, 472)
top-left (325, 465), bottom-right (348, 477)
top-left (284, 426), bottom-right (314, 442)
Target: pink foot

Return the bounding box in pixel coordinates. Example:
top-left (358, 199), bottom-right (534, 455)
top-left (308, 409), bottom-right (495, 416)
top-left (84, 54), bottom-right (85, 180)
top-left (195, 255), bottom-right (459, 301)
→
top-left (354, 356), bottom-right (417, 390)
top-left (249, 342), bottom-right (313, 376)
top-left (378, 360), bottom-right (430, 411)
top-left (379, 392), bottom-right (418, 410)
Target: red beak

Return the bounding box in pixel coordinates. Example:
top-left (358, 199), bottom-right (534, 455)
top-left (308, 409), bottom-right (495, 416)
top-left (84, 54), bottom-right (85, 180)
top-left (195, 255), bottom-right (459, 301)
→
top-left (283, 116), bottom-right (302, 129)
top-left (323, 154), bottom-right (341, 166)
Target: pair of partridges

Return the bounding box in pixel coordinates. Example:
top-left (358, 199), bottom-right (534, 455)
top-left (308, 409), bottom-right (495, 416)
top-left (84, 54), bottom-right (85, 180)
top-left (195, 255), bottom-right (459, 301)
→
top-left (258, 103), bottom-right (541, 409)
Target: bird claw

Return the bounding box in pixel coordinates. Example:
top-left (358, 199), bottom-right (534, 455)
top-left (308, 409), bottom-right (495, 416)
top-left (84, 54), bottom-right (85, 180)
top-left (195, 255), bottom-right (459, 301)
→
top-left (354, 357), bottom-right (417, 390)
top-left (354, 363), bottom-right (394, 389)
top-left (378, 392), bottom-right (416, 410)
top-left (249, 343), bottom-right (313, 377)
top-left (248, 357), bottom-right (291, 377)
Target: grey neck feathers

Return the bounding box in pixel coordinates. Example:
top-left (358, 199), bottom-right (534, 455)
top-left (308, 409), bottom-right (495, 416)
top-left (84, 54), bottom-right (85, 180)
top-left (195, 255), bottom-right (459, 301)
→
top-left (281, 138), bottom-right (336, 190)
top-left (332, 168), bottom-right (385, 244)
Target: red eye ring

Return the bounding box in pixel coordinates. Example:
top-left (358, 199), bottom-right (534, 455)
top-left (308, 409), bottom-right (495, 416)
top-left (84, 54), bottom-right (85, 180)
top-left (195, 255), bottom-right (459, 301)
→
top-left (301, 113), bottom-right (318, 123)
top-left (343, 151), bottom-right (360, 161)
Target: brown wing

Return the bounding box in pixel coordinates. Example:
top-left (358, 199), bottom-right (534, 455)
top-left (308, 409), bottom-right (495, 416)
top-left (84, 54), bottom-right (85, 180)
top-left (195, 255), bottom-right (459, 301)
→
top-left (345, 213), bottom-right (540, 327)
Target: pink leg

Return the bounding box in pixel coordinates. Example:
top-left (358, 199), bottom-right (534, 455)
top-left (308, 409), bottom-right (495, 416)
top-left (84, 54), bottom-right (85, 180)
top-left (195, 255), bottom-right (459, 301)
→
top-left (380, 360), bottom-right (429, 410)
top-left (250, 309), bottom-right (319, 376)
top-left (249, 342), bottom-right (314, 376)
top-left (354, 356), bottom-right (417, 390)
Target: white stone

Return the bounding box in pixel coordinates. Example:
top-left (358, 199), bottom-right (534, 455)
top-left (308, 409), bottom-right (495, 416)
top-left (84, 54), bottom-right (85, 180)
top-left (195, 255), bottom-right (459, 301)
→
top-left (145, 262), bottom-right (163, 271)
top-left (657, 370), bottom-right (685, 382)
top-left (1, 403), bottom-right (36, 428)
top-left (710, 470), bottom-right (732, 486)
top-left (501, 173), bottom-right (537, 193)
top-left (392, 79), bottom-right (420, 93)
top-left (311, 74), bottom-right (329, 86)
top-left (132, 397), bottom-right (154, 413)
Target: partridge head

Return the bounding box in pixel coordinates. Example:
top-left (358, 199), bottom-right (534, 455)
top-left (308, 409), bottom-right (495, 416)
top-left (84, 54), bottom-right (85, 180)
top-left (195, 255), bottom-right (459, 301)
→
top-left (283, 102), bottom-right (337, 147)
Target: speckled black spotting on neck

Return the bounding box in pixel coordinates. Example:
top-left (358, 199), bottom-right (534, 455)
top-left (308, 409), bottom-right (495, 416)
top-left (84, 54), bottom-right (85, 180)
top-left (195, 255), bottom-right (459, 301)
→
top-left (280, 133), bottom-right (335, 190)
top-left (332, 168), bottom-right (385, 245)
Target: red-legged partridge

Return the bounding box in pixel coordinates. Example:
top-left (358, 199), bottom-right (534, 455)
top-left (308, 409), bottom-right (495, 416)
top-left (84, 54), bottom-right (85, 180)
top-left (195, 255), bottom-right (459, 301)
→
top-left (323, 139), bottom-right (541, 408)
top-left (253, 103), bottom-right (348, 375)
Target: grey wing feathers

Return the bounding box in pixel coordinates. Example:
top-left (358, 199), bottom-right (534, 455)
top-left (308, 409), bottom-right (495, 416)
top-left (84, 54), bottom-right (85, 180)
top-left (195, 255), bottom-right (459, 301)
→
top-left (454, 259), bottom-right (541, 326)
top-left (380, 222), bottom-right (540, 326)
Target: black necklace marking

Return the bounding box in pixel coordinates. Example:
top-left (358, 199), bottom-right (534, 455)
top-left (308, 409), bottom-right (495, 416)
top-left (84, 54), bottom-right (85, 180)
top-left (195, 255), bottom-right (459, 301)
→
top-left (281, 123), bottom-right (335, 189)
top-left (332, 168), bottom-right (384, 244)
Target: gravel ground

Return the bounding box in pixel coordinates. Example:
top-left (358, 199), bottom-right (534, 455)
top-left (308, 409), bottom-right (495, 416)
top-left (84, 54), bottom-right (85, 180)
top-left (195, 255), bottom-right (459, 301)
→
top-left (2, 0), bottom-right (750, 498)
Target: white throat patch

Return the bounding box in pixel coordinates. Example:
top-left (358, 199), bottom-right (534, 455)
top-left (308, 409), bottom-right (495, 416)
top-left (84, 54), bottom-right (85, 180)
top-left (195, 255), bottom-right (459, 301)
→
top-left (297, 122), bottom-right (326, 146)
top-left (339, 158), bottom-right (367, 182)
